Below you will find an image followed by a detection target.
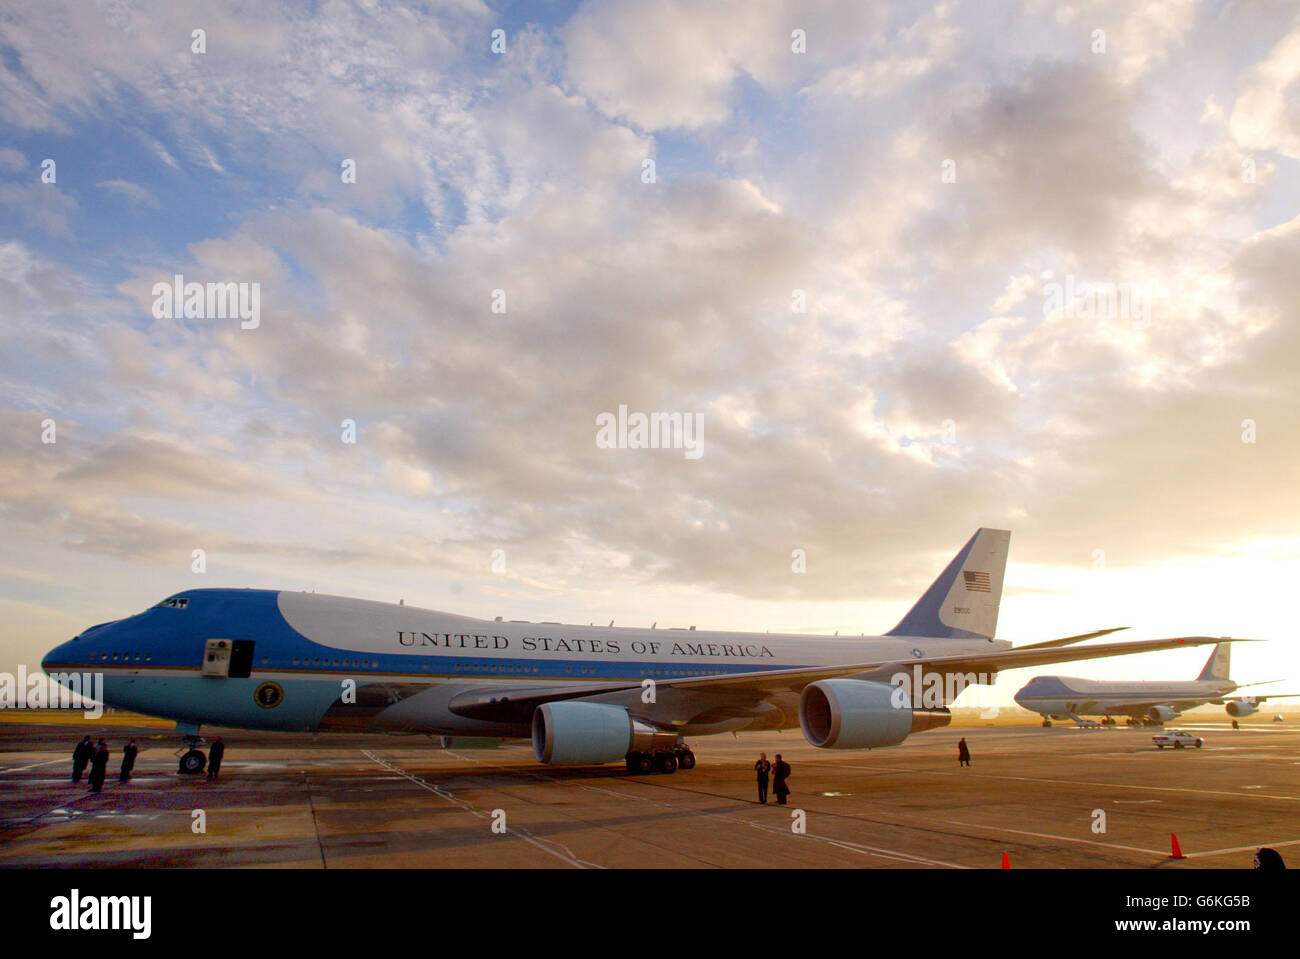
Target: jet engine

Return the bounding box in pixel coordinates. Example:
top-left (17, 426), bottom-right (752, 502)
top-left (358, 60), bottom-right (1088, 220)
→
top-left (1147, 705), bottom-right (1177, 723)
top-left (1226, 698), bottom-right (1258, 718)
top-left (531, 701), bottom-right (677, 764)
top-left (799, 679), bottom-right (950, 749)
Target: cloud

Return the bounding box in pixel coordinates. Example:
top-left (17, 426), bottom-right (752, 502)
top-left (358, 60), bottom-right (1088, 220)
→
top-left (1230, 23), bottom-right (1300, 157)
top-left (96, 178), bottom-right (159, 208)
top-left (0, 181), bottom-right (77, 236)
top-left (0, 0), bottom-right (1297, 635)
top-left (0, 148), bottom-right (27, 172)
top-left (563, 0), bottom-right (887, 130)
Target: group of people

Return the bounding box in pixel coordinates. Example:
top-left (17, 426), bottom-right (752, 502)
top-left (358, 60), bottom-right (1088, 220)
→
top-left (752, 752), bottom-right (791, 804)
top-left (71, 736), bottom-right (138, 791)
top-left (751, 739), bottom-right (972, 803)
top-left (73, 735), bottom-right (226, 786)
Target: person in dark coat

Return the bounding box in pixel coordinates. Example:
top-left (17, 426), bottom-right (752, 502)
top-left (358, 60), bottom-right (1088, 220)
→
top-left (71, 736), bottom-right (93, 783)
top-left (1253, 847), bottom-right (1285, 869)
top-left (119, 739), bottom-right (138, 782)
top-left (754, 753), bottom-right (771, 804)
top-left (87, 739), bottom-right (110, 793)
top-left (206, 737), bottom-right (225, 780)
top-left (772, 754), bottom-right (791, 805)
top-left (957, 737), bottom-right (971, 767)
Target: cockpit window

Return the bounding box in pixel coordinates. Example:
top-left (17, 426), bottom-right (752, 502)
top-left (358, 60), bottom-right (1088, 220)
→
top-left (153, 597), bottom-right (189, 609)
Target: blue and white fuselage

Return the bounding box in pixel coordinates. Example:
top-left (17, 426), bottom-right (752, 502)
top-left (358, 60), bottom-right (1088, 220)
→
top-left (42, 587), bottom-right (992, 737)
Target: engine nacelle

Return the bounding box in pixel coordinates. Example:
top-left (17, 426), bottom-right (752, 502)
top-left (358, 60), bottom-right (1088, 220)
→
top-left (799, 679), bottom-right (949, 749)
top-left (532, 702), bottom-right (629, 764)
top-left (531, 702), bottom-right (679, 765)
top-left (1148, 705), bottom-right (1177, 723)
top-left (1226, 698), bottom-right (1258, 717)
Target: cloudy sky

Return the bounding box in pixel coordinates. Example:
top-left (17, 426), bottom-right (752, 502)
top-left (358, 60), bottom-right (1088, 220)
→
top-left (2, 0), bottom-right (1297, 704)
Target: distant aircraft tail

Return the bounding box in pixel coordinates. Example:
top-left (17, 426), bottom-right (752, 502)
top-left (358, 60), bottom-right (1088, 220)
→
top-left (1197, 643), bottom-right (1231, 681)
top-left (886, 528), bottom-right (1010, 639)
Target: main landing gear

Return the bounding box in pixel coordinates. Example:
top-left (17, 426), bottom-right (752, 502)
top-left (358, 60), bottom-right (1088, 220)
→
top-left (626, 746), bottom-right (695, 774)
top-left (176, 732), bottom-right (207, 775)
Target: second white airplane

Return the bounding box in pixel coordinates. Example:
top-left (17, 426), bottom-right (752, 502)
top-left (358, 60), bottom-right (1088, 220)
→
top-left (1014, 643), bottom-right (1294, 727)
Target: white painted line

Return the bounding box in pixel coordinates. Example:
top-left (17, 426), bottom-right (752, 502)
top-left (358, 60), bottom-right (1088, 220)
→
top-left (905, 767), bottom-right (1300, 803)
top-left (738, 817), bottom-right (970, 869)
top-left (1185, 838), bottom-right (1300, 859)
top-left (362, 750), bottom-right (603, 869)
top-left (944, 819), bottom-right (1166, 857)
top-left (0, 758), bottom-right (65, 775)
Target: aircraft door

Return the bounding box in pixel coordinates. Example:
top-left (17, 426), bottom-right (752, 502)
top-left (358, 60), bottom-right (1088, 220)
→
top-left (201, 639), bottom-right (255, 678)
top-left (229, 640), bottom-right (255, 678)
top-left (202, 639), bottom-right (232, 676)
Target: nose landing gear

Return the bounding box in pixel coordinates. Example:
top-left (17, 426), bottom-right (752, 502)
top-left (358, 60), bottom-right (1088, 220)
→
top-left (175, 732), bottom-right (207, 775)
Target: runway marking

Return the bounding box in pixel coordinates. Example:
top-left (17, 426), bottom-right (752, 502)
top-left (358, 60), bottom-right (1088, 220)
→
top-left (443, 750), bottom-right (966, 867)
top-left (943, 819), bottom-right (1165, 857)
top-left (872, 766), bottom-right (1300, 803)
top-left (733, 815), bottom-right (970, 868)
top-left (0, 758), bottom-right (65, 775)
top-left (619, 773), bottom-right (976, 868)
top-left (362, 751), bottom-right (604, 869)
top-left (1184, 838), bottom-right (1300, 859)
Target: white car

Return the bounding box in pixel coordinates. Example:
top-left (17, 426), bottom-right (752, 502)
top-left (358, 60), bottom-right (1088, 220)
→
top-left (1152, 729), bottom-right (1203, 749)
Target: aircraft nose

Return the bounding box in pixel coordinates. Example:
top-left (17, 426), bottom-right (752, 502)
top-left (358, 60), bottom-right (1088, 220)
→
top-left (42, 637), bottom-right (76, 671)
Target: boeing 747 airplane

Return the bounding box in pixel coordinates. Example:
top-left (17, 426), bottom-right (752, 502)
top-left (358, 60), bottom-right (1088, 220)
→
top-left (43, 529), bottom-right (1235, 774)
top-left (1015, 643), bottom-right (1295, 727)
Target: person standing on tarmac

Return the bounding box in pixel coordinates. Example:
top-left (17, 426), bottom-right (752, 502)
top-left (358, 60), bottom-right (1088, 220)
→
top-left (754, 753), bottom-right (771, 804)
top-left (119, 739), bottom-right (138, 782)
top-left (87, 739), bottom-right (110, 793)
top-left (71, 736), bottom-right (93, 784)
top-left (772, 754), bottom-right (791, 805)
top-left (206, 737), bottom-right (225, 781)
top-left (958, 737), bottom-right (971, 767)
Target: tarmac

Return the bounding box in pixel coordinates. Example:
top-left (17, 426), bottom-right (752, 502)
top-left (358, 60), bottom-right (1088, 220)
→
top-left (1, 715), bottom-right (1296, 868)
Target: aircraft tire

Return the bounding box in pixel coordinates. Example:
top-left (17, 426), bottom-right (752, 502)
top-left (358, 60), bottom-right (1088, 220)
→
top-left (631, 752), bottom-right (654, 775)
top-left (677, 750), bottom-right (696, 770)
top-left (655, 752), bottom-right (678, 774)
top-left (178, 749), bottom-right (206, 775)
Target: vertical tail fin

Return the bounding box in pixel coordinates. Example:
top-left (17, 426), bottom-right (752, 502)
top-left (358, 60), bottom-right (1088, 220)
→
top-left (886, 528), bottom-right (1010, 639)
top-left (1197, 643), bottom-right (1231, 681)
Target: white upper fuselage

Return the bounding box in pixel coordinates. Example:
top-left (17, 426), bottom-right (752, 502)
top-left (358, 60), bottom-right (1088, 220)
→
top-left (1013, 675), bottom-right (1237, 719)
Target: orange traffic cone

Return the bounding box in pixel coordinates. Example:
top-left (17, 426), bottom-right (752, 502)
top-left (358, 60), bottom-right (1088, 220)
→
top-left (1001, 852), bottom-right (1011, 869)
top-left (1170, 833), bottom-right (1187, 859)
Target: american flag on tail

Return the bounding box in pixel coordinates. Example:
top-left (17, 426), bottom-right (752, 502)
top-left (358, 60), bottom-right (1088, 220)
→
top-left (963, 570), bottom-right (991, 592)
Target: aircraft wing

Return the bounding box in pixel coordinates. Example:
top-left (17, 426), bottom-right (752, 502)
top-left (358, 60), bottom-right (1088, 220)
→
top-left (1011, 627), bottom-right (1129, 650)
top-left (1073, 700), bottom-right (1201, 714)
top-left (447, 634), bottom-right (1235, 725)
